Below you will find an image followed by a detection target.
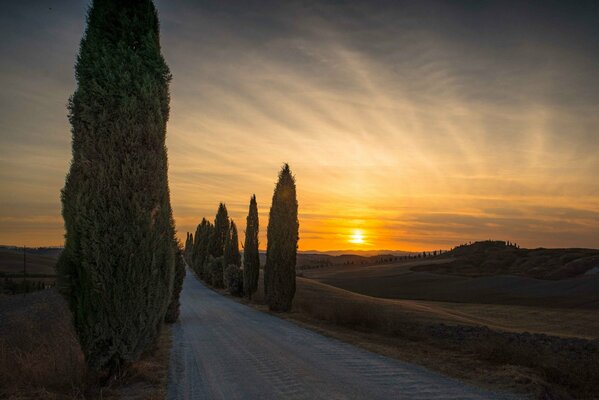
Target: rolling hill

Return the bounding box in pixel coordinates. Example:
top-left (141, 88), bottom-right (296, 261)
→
top-left (303, 241), bottom-right (599, 309)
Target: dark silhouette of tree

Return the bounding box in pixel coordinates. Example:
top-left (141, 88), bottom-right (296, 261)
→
top-left (184, 232), bottom-right (193, 264)
top-left (265, 164), bottom-right (299, 312)
top-left (192, 218), bottom-right (212, 278)
top-left (165, 242), bottom-right (186, 323)
top-left (56, 0), bottom-right (175, 372)
top-left (208, 257), bottom-right (224, 288)
top-left (243, 195), bottom-right (260, 300)
top-left (209, 203), bottom-right (229, 258)
top-left (224, 220), bottom-right (241, 268)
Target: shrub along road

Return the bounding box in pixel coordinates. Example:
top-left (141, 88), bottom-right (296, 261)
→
top-left (167, 270), bottom-right (517, 400)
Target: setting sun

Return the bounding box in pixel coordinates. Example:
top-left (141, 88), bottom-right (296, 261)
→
top-left (349, 229), bottom-right (365, 245)
top-left (1, 2), bottom-right (598, 399)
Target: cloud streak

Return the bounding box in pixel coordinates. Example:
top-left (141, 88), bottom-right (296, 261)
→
top-left (1, 0), bottom-right (598, 250)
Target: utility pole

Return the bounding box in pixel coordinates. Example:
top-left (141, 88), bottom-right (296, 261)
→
top-left (23, 245), bottom-right (27, 295)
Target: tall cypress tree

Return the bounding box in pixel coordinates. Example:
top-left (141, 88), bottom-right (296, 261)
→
top-left (265, 164), bottom-right (299, 312)
top-left (192, 218), bottom-right (212, 277)
top-left (243, 195), bottom-right (260, 300)
top-left (57, 0), bottom-right (175, 371)
top-left (184, 232), bottom-right (193, 265)
top-left (209, 203), bottom-right (229, 258)
top-left (224, 221), bottom-right (241, 268)
top-left (165, 241), bottom-right (185, 323)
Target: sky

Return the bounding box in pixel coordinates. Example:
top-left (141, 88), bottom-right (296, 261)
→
top-left (0, 0), bottom-right (598, 251)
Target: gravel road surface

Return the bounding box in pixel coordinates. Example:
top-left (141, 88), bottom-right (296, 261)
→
top-left (167, 271), bottom-right (518, 400)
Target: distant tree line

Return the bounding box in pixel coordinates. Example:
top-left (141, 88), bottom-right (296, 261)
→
top-left (451, 240), bottom-right (520, 251)
top-left (296, 249), bottom-right (451, 271)
top-left (186, 164), bottom-right (299, 312)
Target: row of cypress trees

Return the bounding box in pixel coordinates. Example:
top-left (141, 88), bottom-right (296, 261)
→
top-left (57, 0), bottom-right (185, 375)
top-left (187, 164), bottom-right (299, 311)
top-left (57, 0), bottom-right (298, 376)
top-left (187, 202), bottom-right (245, 294)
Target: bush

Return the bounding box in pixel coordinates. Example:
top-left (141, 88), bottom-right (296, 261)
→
top-left (224, 265), bottom-right (243, 297)
top-left (208, 257), bottom-right (224, 288)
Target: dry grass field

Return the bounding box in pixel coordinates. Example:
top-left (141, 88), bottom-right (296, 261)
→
top-left (293, 277), bottom-right (599, 340)
top-left (0, 289), bottom-right (171, 399)
top-left (0, 247), bottom-right (60, 275)
top-left (0, 247), bottom-right (60, 294)
top-left (303, 257), bottom-right (599, 309)
top-left (243, 273), bottom-right (599, 399)
top-left (291, 248), bottom-right (599, 398)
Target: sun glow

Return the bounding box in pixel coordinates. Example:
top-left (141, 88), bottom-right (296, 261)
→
top-left (349, 229), bottom-right (365, 245)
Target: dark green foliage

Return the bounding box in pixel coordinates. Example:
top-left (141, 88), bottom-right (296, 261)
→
top-left (192, 218), bottom-right (212, 278)
top-left (56, 0), bottom-right (175, 371)
top-left (223, 221), bottom-right (242, 295)
top-left (224, 265), bottom-right (243, 297)
top-left (224, 221), bottom-right (241, 268)
top-left (202, 258), bottom-right (213, 286)
top-left (243, 195), bottom-right (260, 300)
top-left (207, 257), bottom-right (224, 288)
top-left (265, 164), bottom-right (299, 312)
top-left (184, 232), bottom-right (193, 265)
top-left (208, 203), bottom-right (229, 258)
top-left (165, 243), bottom-right (185, 324)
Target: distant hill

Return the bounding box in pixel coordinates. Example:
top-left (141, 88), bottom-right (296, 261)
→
top-left (413, 240), bottom-right (599, 279)
top-left (258, 251), bottom-right (410, 270)
top-left (302, 242), bottom-right (599, 308)
top-left (299, 249), bottom-right (412, 257)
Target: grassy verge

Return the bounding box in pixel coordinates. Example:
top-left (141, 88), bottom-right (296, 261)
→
top-left (0, 290), bottom-right (172, 399)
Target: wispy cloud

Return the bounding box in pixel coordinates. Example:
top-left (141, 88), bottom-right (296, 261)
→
top-left (1, 0), bottom-right (598, 249)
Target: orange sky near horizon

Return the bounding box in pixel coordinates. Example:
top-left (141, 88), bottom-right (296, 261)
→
top-left (1, 1), bottom-right (598, 252)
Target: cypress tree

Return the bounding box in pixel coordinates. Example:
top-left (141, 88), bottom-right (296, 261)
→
top-left (165, 241), bottom-right (185, 323)
top-left (265, 164), bottom-right (299, 312)
top-left (208, 203), bottom-right (229, 258)
top-left (243, 195), bottom-right (260, 300)
top-left (56, 0), bottom-right (175, 371)
top-left (201, 224), bottom-right (215, 279)
top-left (192, 218), bottom-right (212, 277)
top-left (192, 221), bottom-right (203, 269)
top-left (184, 232), bottom-right (193, 265)
top-left (224, 221), bottom-right (241, 268)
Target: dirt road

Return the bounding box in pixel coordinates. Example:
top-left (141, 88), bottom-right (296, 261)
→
top-left (167, 271), bottom-right (517, 399)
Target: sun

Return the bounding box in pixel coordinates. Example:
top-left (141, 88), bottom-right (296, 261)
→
top-left (349, 229), bottom-right (365, 245)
